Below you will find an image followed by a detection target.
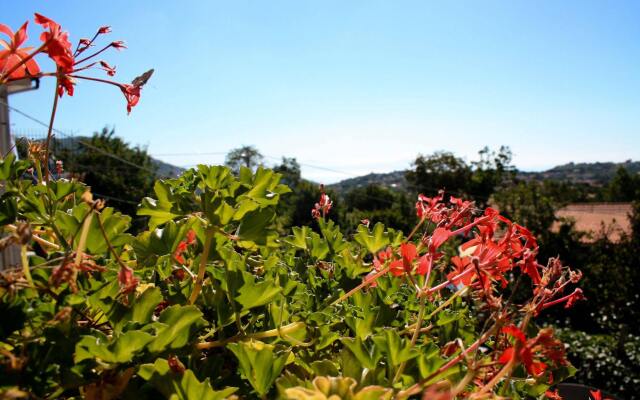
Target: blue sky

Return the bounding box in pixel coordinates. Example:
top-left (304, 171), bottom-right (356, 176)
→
top-left (5, 1), bottom-right (640, 182)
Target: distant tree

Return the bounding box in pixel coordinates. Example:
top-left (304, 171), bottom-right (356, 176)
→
top-left (492, 181), bottom-right (557, 238)
top-left (55, 127), bottom-right (158, 224)
top-left (470, 146), bottom-right (516, 204)
top-left (273, 157), bottom-right (301, 188)
top-left (225, 145), bottom-right (264, 174)
top-left (405, 151), bottom-right (472, 197)
top-left (272, 157), bottom-right (317, 229)
top-left (342, 184), bottom-right (414, 233)
top-left (406, 147), bottom-right (515, 207)
top-left (605, 167), bottom-right (639, 202)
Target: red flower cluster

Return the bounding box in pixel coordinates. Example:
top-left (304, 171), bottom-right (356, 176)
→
top-left (363, 193), bottom-right (585, 317)
top-left (498, 325), bottom-right (566, 378)
top-left (173, 230), bottom-right (197, 265)
top-left (311, 188), bottom-right (333, 219)
top-left (0, 13), bottom-right (151, 114)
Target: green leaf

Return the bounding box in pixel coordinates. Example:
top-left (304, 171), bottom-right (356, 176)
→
top-left (237, 208), bottom-right (275, 245)
top-left (309, 232), bottom-right (330, 260)
top-left (354, 222), bottom-right (391, 254)
top-left (235, 276), bottom-right (282, 311)
top-left (371, 329), bottom-right (419, 367)
top-left (139, 358), bottom-right (237, 400)
top-left (227, 340), bottom-right (290, 397)
top-left (138, 181), bottom-right (181, 228)
top-left (285, 226), bottom-right (309, 250)
top-left (335, 248), bottom-right (369, 279)
top-left (147, 305), bottom-right (207, 353)
top-left (340, 337), bottom-right (380, 370)
top-left (436, 309), bottom-right (464, 326)
top-left (74, 330), bottom-right (154, 364)
top-left (417, 342), bottom-right (446, 379)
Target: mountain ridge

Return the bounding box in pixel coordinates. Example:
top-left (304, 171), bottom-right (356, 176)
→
top-left (327, 160), bottom-right (640, 192)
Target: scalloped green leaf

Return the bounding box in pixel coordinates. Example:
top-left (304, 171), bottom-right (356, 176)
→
top-left (139, 358), bottom-right (237, 400)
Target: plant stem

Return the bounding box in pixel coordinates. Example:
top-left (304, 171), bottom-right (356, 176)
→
top-left (393, 295), bottom-right (427, 383)
top-left (425, 286), bottom-right (469, 320)
top-left (331, 265), bottom-right (390, 306)
top-left (397, 320), bottom-right (502, 399)
top-left (21, 245), bottom-right (34, 287)
top-left (74, 44), bottom-right (113, 65)
top-left (188, 228), bottom-right (213, 305)
top-left (196, 321), bottom-right (306, 350)
top-left (95, 212), bottom-right (128, 270)
top-left (71, 209), bottom-right (94, 289)
top-left (6, 224), bottom-right (60, 250)
top-left (74, 210), bottom-right (93, 267)
top-left (43, 77), bottom-right (60, 182)
top-left (406, 217), bottom-right (426, 241)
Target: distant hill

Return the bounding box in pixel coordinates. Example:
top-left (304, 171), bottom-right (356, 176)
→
top-left (328, 160), bottom-right (640, 192)
top-left (18, 135), bottom-right (185, 178)
top-left (328, 170), bottom-right (408, 192)
top-left (517, 161), bottom-right (640, 185)
top-left (152, 159), bottom-right (184, 178)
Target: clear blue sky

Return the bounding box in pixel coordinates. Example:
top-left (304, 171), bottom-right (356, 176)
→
top-left (5, 1), bottom-right (640, 183)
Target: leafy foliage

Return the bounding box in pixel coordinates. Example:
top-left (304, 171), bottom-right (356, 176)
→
top-left (0, 152), bottom-right (584, 399)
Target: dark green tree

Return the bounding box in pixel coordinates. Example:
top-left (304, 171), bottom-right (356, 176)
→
top-left (406, 147), bottom-right (515, 207)
top-left (492, 181), bottom-right (558, 238)
top-left (605, 167), bottom-right (639, 202)
top-left (55, 127), bottom-right (157, 220)
top-left (405, 151), bottom-right (472, 197)
top-left (224, 145), bottom-right (264, 174)
top-left (341, 184), bottom-right (414, 233)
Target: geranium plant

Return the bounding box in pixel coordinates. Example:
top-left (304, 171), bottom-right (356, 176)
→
top-left (1, 13), bottom-right (584, 400)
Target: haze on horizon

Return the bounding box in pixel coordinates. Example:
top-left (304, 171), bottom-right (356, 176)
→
top-left (5, 1), bottom-right (639, 183)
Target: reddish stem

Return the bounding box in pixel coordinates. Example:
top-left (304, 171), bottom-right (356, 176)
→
top-left (540, 288), bottom-right (582, 310)
top-left (74, 44), bottom-right (113, 66)
top-left (421, 265), bottom-right (474, 296)
top-left (43, 76), bottom-right (60, 181)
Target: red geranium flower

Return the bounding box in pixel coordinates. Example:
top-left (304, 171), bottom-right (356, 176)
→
top-left (0, 21), bottom-right (40, 80)
top-left (34, 13), bottom-right (74, 72)
top-left (498, 325), bottom-right (548, 377)
top-left (119, 83), bottom-right (141, 114)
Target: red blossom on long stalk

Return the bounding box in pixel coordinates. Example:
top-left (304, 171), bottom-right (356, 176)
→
top-left (0, 21), bottom-right (41, 79)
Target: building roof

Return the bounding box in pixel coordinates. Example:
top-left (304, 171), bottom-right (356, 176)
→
top-left (554, 203), bottom-right (632, 242)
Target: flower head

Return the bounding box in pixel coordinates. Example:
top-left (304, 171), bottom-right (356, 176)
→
top-left (312, 188), bottom-right (333, 219)
top-left (34, 13), bottom-right (74, 72)
top-left (0, 21), bottom-right (41, 80)
top-left (110, 40), bottom-right (126, 50)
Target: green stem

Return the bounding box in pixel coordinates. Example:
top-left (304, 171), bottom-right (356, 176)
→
top-left (331, 265), bottom-right (390, 306)
top-left (95, 212), bottom-right (128, 270)
top-left (425, 286), bottom-right (469, 320)
top-left (43, 77), bottom-right (60, 182)
top-left (20, 244), bottom-right (34, 287)
top-left (393, 295), bottom-right (427, 383)
top-left (74, 211), bottom-right (93, 266)
top-left (188, 228), bottom-right (214, 305)
top-left (196, 322), bottom-right (306, 350)
top-left (397, 319), bottom-right (503, 399)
